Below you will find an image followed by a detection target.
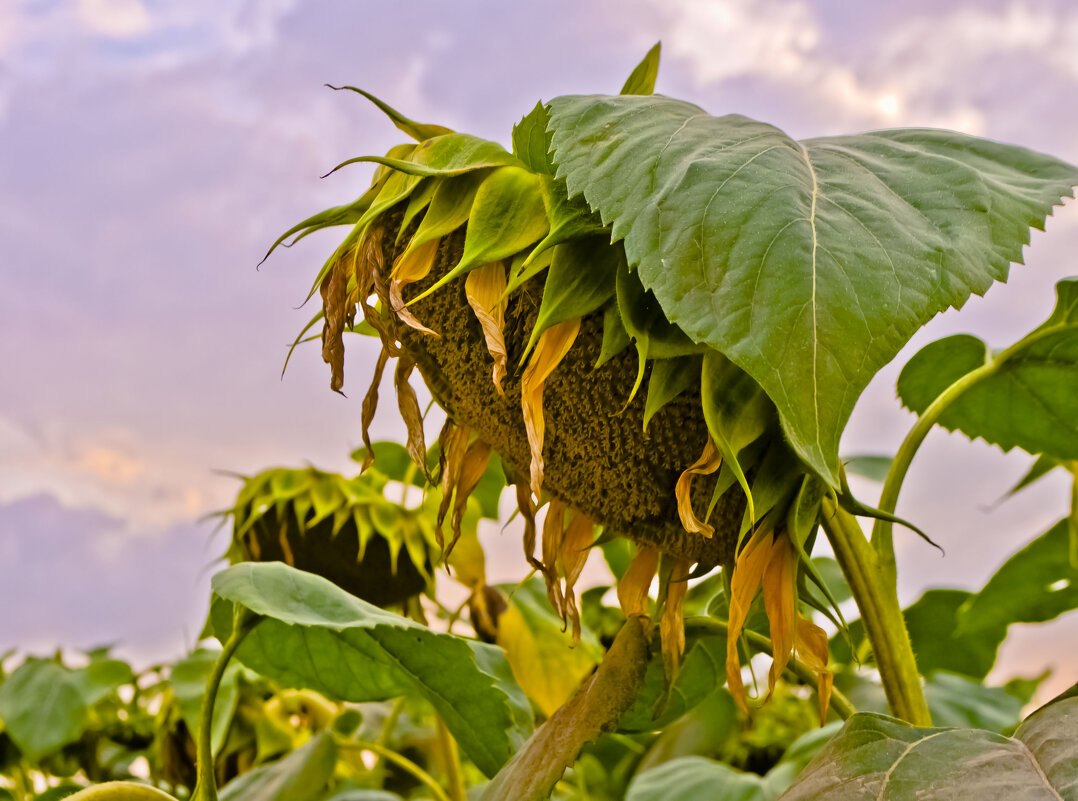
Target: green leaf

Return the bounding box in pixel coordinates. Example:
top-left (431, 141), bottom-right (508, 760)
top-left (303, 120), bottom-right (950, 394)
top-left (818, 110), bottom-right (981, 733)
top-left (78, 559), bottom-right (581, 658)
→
top-left (781, 685), bottom-right (1078, 800)
top-left (595, 302), bottom-right (632, 368)
top-left (210, 562), bottom-right (532, 777)
top-left (620, 42), bottom-right (662, 96)
top-left (619, 627), bottom-right (726, 733)
top-left (644, 355), bottom-right (701, 431)
top-left (400, 167), bottom-right (489, 256)
top-left (169, 648), bottom-right (246, 757)
top-left (525, 176), bottom-right (608, 264)
top-left (219, 731), bottom-right (338, 801)
top-left (626, 756), bottom-right (770, 801)
top-left (841, 455), bottom-right (894, 483)
top-left (0, 660), bottom-right (86, 761)
top-left (959, 518), bottom-right (1078, 634)
top-left (830, 588), bottom-right (1007, 681)
top-left (512, 102), bottom-right (554, 175)
top-left (924, 672), bottom-right (1025, 732)
top-left (326, 84), bottom-right (453, 142)
top-left (1006, 455), bottom-right (1064, 496)
top-left (898, 280), bottom-right (1078, 461)
top-left (547, 94), bottom-right (1078, 484)
top-left (525, 235), bottom-right (621, 357)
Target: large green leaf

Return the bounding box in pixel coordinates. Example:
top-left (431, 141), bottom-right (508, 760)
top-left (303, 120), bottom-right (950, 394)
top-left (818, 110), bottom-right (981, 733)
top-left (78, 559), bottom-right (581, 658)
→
top-left (779, 685), bottom-right (1078, 800)
top-left (829, 588), bottom-right (1007, 680)
top-left (547, 94), bottom-right (1078, 484)
top-left (626, 756), bottom-right (771, 801)
top-left (958, 518), bottom-right (1078, 634)
top-left (219, 732), bottom-right (338, 801)
top-left (209, 562), bottom-right (531, 777)
top-left (0, 660), bottom-right (86, 761)
top-left (897, 279), bottom-right (1078, 461)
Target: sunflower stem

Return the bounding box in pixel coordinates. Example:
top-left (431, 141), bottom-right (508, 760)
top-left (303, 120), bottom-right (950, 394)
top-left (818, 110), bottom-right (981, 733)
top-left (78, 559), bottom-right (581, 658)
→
top-left (192, 605), bottom-right (260, 801)
top-left (822, 498), bottom-right (931, 726)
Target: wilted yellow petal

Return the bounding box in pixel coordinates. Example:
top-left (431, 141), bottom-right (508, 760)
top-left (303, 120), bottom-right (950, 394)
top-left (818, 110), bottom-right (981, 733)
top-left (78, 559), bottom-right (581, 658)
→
top-left (436, 422), bottom-right (471, 550)
top-left (448, 438), bottom-right (493, 558)
top-left (617, 545), bottom-right (659, 618)
top-left (465, 262), bottom-right (509, 394)
top-left (726, 527), bottom-right (776, 713)
top-left (360, 346), bottom-right (390, 471)
top-left (675, 438), bottom-right (722, 537)
top-left (560, 511), bottom-right (595, 642)
top-left (389, 238), bottom-right (440, 336)
top-left (521, 319), bottom-right (580, 498)
top-left (762, 533), bottom-right (797, 698)
top-left (394, 356), bottom-right (428, 481)
top-left (661, 558), bottom-right (690, 678)
top-left (795, 615), bottom-right (834, 724)
top-left (541, 498), bottom-right (567, 617)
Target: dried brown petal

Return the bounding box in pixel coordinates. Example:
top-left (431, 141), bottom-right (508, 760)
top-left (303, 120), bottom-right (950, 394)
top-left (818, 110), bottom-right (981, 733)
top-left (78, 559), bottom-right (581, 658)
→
top-left (516, 481), bottom-right (544, 577)
top-left (541, 498), bottom-right (568, 617)
top-left (448, 438), bottom-right (493, 558)
top-left (436, 422), bottom-right (471, 550)
top-left (521, 319), bottom-right (581, 498)
top-left (675, 437), bottom-right (722, 537)
top-left (561, 511), bottom-right (595, 642)
top-left (394, 355), bottom-right (429, 481)
top-left (464, 261), bottom-right (509, 394)
top-left (360, 346), bottom-right (390, 471)
top-left (319, 255), bottom-right (349, 393)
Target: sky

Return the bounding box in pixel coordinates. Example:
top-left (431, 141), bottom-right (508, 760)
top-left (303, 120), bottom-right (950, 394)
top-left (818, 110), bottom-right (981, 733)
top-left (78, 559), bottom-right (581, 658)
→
top-left (2, 0), bottom-right (1078, 697)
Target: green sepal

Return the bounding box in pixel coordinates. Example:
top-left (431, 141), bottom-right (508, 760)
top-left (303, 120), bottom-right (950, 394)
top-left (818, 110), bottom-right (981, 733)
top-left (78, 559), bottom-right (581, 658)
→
top-left (400, 168), bottom-right (490, 259)
top-left (617, 262), bottom-right (707, 359)
top-left (701, 350), bottom-right (776, 529)
top-left (835, 467), bottom-right (939, 551)
top-left (736, 437), bottom-right (802, 548)
top-left (522, 235), bottom-right (621, 361)
top-left (595, 303), bottom-right (632, 368)
top-left (619, 42), bottom-right (661, 95)
top-left (1006, 455), bottom-right (1063, 497)
top-left (397, 177), bottom-right (440, 243)
top-left (643, 355), bottom-right (701, 432)
top-left (323, 132), bottom-right (523, 179)
top-left (505, 243), bottom-right (555, 296)
top-left (512, 101), bottom-right (555, 175)
top-left (326, 84), bottom-right (454, 141)
top-left (523, 176), bottom-right (608, 266)
top-left (410, 166), bottom-right (549, 302)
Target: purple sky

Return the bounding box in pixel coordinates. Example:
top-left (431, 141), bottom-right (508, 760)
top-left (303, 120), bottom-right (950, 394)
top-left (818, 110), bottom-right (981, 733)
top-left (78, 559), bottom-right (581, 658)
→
top-left (2, 0), bottom-right (1077, 697)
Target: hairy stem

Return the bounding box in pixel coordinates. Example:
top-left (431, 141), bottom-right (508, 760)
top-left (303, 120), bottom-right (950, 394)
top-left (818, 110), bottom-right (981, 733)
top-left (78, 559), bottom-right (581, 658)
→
top-left (192, 606), bottom-right (260, 801)
top-left (683, 617), bottom-right (855, 720)
top-left (822, 499), bottom-right (931, 726)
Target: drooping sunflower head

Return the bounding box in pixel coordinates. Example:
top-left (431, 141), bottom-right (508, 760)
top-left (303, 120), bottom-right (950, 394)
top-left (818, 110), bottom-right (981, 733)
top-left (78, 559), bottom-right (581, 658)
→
top-left (268, 49), bottom-right (849, 716)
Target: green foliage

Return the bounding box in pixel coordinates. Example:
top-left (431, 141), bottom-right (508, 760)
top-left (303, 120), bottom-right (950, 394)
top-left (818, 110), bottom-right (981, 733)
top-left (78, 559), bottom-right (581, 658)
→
top-left (780, 684), bottom-right (1078, 800)
top-left (546, 95), bottom-right (1078, 484)
top-left (210, 562), bottom-right (532, 777)
top-left (898, 279), bottom-right (1078, 461)
top-left (218, 733), bottom-right (338, 801)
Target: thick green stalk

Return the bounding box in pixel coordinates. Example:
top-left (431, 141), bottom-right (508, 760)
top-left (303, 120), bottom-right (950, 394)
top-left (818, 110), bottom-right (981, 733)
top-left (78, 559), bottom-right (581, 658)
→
top-left (192, 606), bottom-right (260, 801)
top-left (822, 499), bottom-right (931, 726)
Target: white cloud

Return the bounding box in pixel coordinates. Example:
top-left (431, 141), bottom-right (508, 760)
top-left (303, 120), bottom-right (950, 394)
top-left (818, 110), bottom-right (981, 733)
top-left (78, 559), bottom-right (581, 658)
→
top-left (77, 0), bottom-right (151, 39)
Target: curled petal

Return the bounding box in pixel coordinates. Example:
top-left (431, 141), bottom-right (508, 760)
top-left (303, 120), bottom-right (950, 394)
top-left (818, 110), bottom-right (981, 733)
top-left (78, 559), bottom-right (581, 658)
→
top-left (617, 545), bottom-right (659, 619)
top-left (360, 346), bottom-right (390, 471)
top-left (515, 481), bottom-right (546, 579)
top-left (465, 262), bottom-right (509, 394)
top-left (726, 527), bottom-right (777, 713)
top-left (795, 616), bottom-right (834, 724)
top-left (560, 512), bottom-right (596, 642)
top-left (390, 238), bottom-right (440, 336)
top-left (661, 557), bottom-right (690, 678)
top-left (436, 423), bottom-right (471, 550)
top-left (448, 438), bottom-right (493, 558)
top-left (394, 356), bottom-right (429, 481)
top-left (521, 319), bottom-right (580, 498)
top-left (762, 533), bottom-right (797, 698)
top-left (320, 254), bottom-right (349, 392)
top-left (675, 438), bottom-right (722, 537)
top-left (541, 498), bottom-right (568, 617)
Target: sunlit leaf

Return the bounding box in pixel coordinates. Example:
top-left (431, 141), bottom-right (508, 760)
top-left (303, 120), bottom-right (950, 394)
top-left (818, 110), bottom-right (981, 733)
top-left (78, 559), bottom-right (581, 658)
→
top-left (619, 42), bottom-right (662, 96)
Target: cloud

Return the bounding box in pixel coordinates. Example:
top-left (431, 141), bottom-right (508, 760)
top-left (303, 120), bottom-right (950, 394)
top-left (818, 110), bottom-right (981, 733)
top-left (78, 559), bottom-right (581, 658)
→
top-left (77, 0), bottom-right (151, 39)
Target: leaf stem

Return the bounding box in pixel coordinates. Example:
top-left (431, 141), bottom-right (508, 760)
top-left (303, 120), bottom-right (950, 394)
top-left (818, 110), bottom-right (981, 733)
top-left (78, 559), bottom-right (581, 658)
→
top-left (821, 499), bottom-right (931, 726)
top-left (434, 715), bottom-right (466, 801)
top-left (683, 618), bottom-right (855, 720)
top-left (337, 739), bottom-right (452, 801)
top-left (872, 360), bottom-right (996, 565)
top-left (192, 606), bottom-right (260, 801)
